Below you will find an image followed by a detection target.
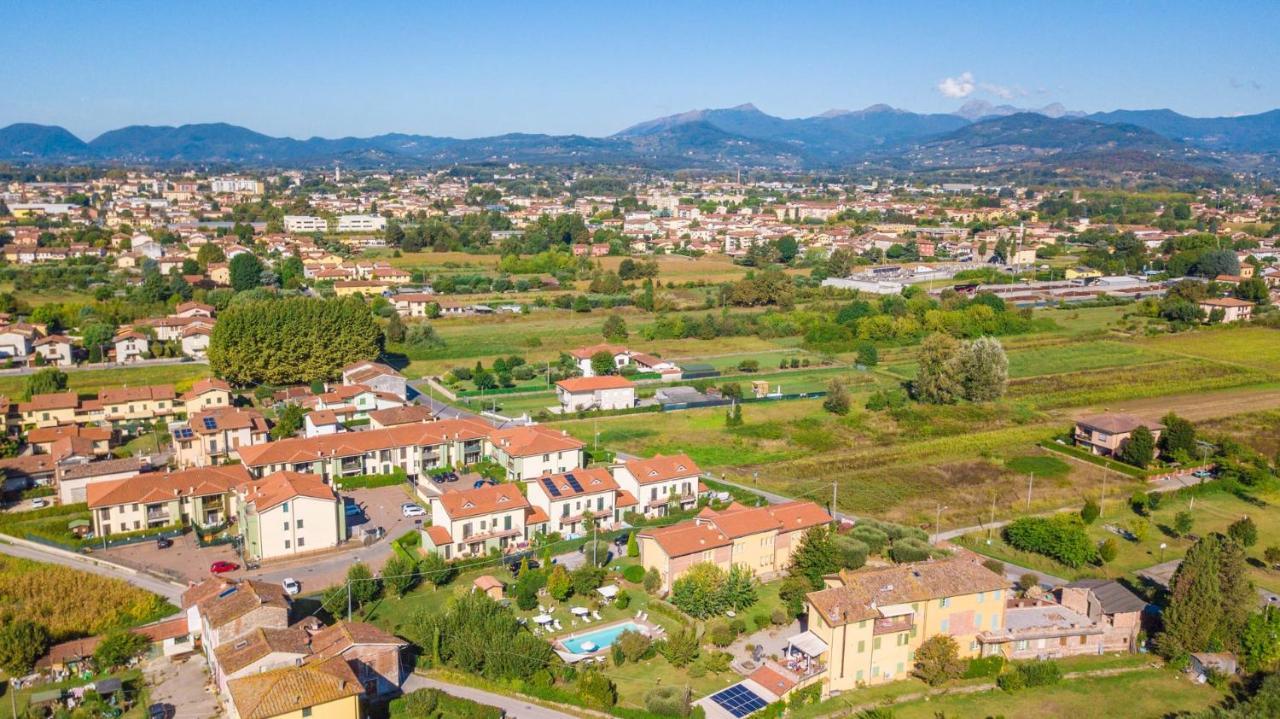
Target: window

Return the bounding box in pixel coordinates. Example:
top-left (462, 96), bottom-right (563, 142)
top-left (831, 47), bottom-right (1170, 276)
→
top-left (939, 597), bottom-right (951, 608)
top-left (285, 539), bottom-right (291, 549)
top-left (297, 519), bottom-right (304, 529)
top-left (991, 615), bottom-right (1000, 630)
top-left (503, 515), bottom-right (511, 530)
top-left (895, 662), bottom-right (904, 676)
top-left (282, 502), bottom-right (289, 512)
top-left (974, 613), bottom-right (982, 628)
top-left (131, 503), bottom-right (138, 511)
top-left (298, 537), bottom-right (305, 547)
top-left (872, 637), bottom-right (881, 650)
top-left (857, 640), bottom-right (865, 653)
top-left (283, 522), bottom-right (290, 531)
top-left (855, 670), bottom-right (863, 681)
top-left (978, 592), bottom-right (985, 603)
top-left (1016, 640), bottom-right (1028, 650)
top-left (302, 708), bottom-right (312, 718)
top-left (940, 619), bottom-right (949, 633)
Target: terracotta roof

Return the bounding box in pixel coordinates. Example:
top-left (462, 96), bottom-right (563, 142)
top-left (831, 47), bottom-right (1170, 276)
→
top-left (615, 489), bottom-right (639, 508)
top-left (28, 424), bottom-right (111, 444)
top-left (807, 558), bottom-right (1008, 626)
top-left (525, 505), bottom-right (549, 524)
top-left (134, 617), bottom-right (190, 643)
top-left (36, 636), bottom-right (102, 669)
top-left (367, 405), bottom-right (435, 427)
top-left (307, 621), bottom-right (405, 661)
top-left (58, 456), bottom-right (150, 481)
top-left (437, 483), bottom-right (529, 520)
top-left (347, 365), bottom-right (403, 385)
top-left (19, 391), bottom-right (79, 412)
top-left (487, 424), bottom-right (584, 458)
top-left (1200, 297), bottom-right (1255, 307)
top-left (530, 467), bottom-right (617, 499)
top-left (236, 418), bottom-right (492, 467)
top-left (0, 454), bottom-right (57, 480)
top-left (700, 501), bottom-right (832, 540)
top-left (568, 343), bottom-right (628, 360)
top-left (87, 464), bottom-right (251, 508)
top-left (749, 665), bottom-right (796, 696)
top-left (556, 376), bottom-right (636, 392)
top-left (622, 453), bottom-right (700, 485)
top-left (239, 471), bottom-right (336, 513)
top-left (202, 580), bottom-right (290, 630)
top-left (474, 575), bottom-right (504, 591)
top-left (214, 626), bottom-right (311, 674)
top-left (425, 525), bottom-right (452, 545)
top-left (180, 377), bottom-right (232, 400)
top-left (98, 384), bottom-right (175, 405)
top-left (181, 577), bottom-right (235, 610)
top-left (638, 522), bottom-right (730, 557)
top-left (227, 655), bottom-right (362, 719)
top-left (188, 406), bottom-right (268, 435)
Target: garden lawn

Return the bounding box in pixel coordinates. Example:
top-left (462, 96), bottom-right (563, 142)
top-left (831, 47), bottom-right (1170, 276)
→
top-left (884, 667), bottom-right (1220, 719)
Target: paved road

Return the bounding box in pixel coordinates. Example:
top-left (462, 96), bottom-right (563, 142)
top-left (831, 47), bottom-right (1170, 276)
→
top-left (404, 675), bottom-right (579, 719)
top-left (0, 537), bottom-right (185, 603)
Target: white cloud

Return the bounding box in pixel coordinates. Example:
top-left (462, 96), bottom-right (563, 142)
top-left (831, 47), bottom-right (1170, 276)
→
top-left (979, 82), bottom-right (1015, 100)
top-left (937, 72), bottom-right (976, 98)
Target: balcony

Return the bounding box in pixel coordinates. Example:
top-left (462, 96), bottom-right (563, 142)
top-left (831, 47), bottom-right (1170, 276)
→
top-left (873, 616), bottom-right (915, 635)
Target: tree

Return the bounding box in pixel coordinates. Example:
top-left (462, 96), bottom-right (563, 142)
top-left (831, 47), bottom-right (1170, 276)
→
top-left (823, 378), bottom-right (851, 415)
top-left (856, 342), bottom-right (879, 367)
top-left (1081, 498), bottom-right (1100, 525)
top-left (590, 350), bottom-right (616, 376)
top-left (1174, 511), bottom-right (1195, 537)
top-left (657, 628), bottom-right (699, 668)
top-left (670, 563), bottom-right (728, 618)
top-left (913, 635), bottom-right (964, 686)
top-left (1098, 538), bottom-right (1119, 563)
top-left (546, 564), bottom-right (572, 601)
top-left (382, 554), bottom-right (419, 597)
top-left (577, 670), bottom-right (618, 710)
top-left (1264, 546), bottom-right (1280, 569)
top-left (347, 562), bottom-right (381, 609)
top-left (602, 315), bottom-right (628, 341)
top-left (913, 333), bottom-right (963, 404)
top-left (1160, 413), bottom-right (1197, 458)
top-left (271, 403), bottom-right (307, 440)
top-left (643, 567), bottom-right (661, 594)
top-left (957, 336), bottom-right (1008, 402)
top-left (1242, 607), bottom-right (1280, 672)
top-left (1193, 249), bottom-right (1241, 278)
top-left (93, 630), bottom-right (149, 670)
top-left (1118, 426), bottom-right (1155, 468)
top-left (209, 296), bottom-right (382, 385)
top-left (0, 619), bottom-right (49, 675)
top-left (197, 243), bottom-right (226, 268)
top-left (229, 252), bottom-right (265, 291)
top-left (789, 526), bottom-right (840, 588)
top-left (1229, 517), bottom-right (1259, 548)
top-left (404, 323), bottom-right (446, 350)
top-left (22, 367), bottom-right (68, 400)
top-left (386, 312), bottom-right (406, 343)
top-left (406, 592), bottom-right (554, 681)
top-left (419, 551), bottom-right (456, 587)
top-left (1002, 515), bottom-right (1096, 567)
top-left (723, 564), bottom-right (760, 611)
top-left (626, 531), bottom-right (639, 558)
top-left (1158, 534), bottom-right (1250, 659)
top-left (832, 535), bottom-right (869, 570)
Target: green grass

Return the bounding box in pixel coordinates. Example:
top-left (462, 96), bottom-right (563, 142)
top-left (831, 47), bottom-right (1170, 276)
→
top-left (1007, 359), bottom-right (1267, 410)
top-left (885, 339), bottom-right (1163, 381)
top-left (1141, 325), bottom-right (1280, 374)
top-left (1005, 454), bottom-right (1071, 479)
top-left (0, 362), bottom-right (211, 399)
top-left (0, 669), bottom-right (149, 719)
top-left (884, 667), bottom-right (1220, 719)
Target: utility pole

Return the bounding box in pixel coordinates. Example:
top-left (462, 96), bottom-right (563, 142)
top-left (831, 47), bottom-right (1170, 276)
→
top-left (347, 579), bottom-right (352, 622)
top-left (934, 504), bottom-right (948, 545)
top-left (1026, 473), bottom-right (1035, 511)
top-left (987, 494), bottom-right (997, 541)
top-left (831, 479), bottom-right (839, 527)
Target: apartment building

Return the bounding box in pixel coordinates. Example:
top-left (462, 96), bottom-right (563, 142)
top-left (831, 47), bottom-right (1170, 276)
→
top-left (525, 467), bottom-right (637, 536)
top-left (421, 483), bottom-right (542, 559)
top-left (803, 558), bottom-right (1008, 692)
top-left (613, 453), bottom-right (702, 518)
top-left (172, 407), bottom-right (271, 468)
top-left (487, 424), bottom-right (585, 481)
top-left (555, 375), bottom-right (636, 412)
top-left (283, 215), bottom-right (329, 232)
top-left (1073, 413), bottom-right (1164, 457)
top-left (94, 384), bottom-right (176, 425)
top-left (336, 214), bottom-right (387, 232)
top-left (235, 471), bottom-right (344, 560)
top-left (19, 391), bottom-right (79, 427)
top-left (180, 378), bottom-right (235, 415)
top-left (638, 501), bottom-right (831, 592)
top-left (86, 465), bottom-right (251, 536)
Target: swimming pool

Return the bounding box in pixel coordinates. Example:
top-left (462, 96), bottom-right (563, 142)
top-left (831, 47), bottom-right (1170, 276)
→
top-left (560, 621), bottom-right (643, 654)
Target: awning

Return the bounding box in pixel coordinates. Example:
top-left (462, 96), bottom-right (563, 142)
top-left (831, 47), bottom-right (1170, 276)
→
top-left (597, 585), bottom-right (619, 599)
top-left (787, 631), bottom-right (829, 657)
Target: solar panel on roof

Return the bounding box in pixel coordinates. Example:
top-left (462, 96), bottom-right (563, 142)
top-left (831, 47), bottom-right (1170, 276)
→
top-left (564, 473), bottom-right (583, 493)
top-left (710, 685), bottom-right (767, 718)
top-left (202, 416), bottom-right (218, 430)
top-left (173, 428), bottom-right (193, 440)
top-left (541, 476), bottom-right (560, 497)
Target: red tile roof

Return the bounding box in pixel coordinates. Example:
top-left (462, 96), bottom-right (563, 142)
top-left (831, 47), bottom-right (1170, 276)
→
top-left (437, 483), bottom-right (529, 520)
top-left (556, 376), bottom-right (636, 392)
top-left (623, 453), bottom-right (700, 485)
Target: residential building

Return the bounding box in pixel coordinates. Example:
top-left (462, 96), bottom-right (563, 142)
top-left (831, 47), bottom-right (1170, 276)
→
top-left (28, 424), bottom-right (110, 456)
top-left (95, 384), bottom-right (176, 425)
top-left (212, 626), bottom-right (312, 694)
top-left (555, 375), bottom-right (636, 412)
top-left (283, 215), bottom-right (329, 232)
top-left (526, 467), bottom-right (637, 535)
top-left (19, 391), bottom-right (79, 428)
top-left (56, 456), bottom-right (149, 504)
top-left (1199, 297), bottom-right (1255, 323)
top-left (613, 453), bottom-right (702, 518)
top-left (366, 405), bottom-right (436, 429)
top-left (226, 656), bottom-right (362, 719)
top-left (486, 424), bottom-right (585, 481)
top-left (803, 558), bottom-right (1009, 692)
top-left (112, 330), bottom-right (150, 363)
top-left (638, 501), bottom-right (831, 592)
top-left (569, 343), bottom-right (630, 377)
top-left (235, 471), bottom-right (345, 560)
top-left (341, 361), bottom-right (408, 400)
top-left (421, 483), bottom-right (541, 559)
top-left (86, 465), bottom-right (250, 536)
top-left (1073, 414), bottom-right (1164, 457)
top-left (0, 323), bottom-right (43, 359)
top-left (172, 407), bottom-right (271, 468)
top-left (306, 621), bottom-right (408, 697)
top-left (392, 292), bottom-right (437, 318)
top-left (33, 335), bottom-right (74, 366)
top-left (181, 378), bottom-right (235, 415)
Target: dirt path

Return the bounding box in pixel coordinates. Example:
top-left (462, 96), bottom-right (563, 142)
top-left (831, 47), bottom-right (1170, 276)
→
top-left (1060, 384), bottom-right (1280, 423)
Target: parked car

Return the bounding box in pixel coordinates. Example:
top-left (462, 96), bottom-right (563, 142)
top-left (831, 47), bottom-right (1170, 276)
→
top-left (155, 537), bottom-right (173, 549)
top-left (282, 578), bottom-right (301, 596)
top-left (1192, 469), bottom-right (1214, 479)
top-left (31, 498), bottom-right (48, 508)
top-left (401, 503), bottom-right (426, 518)
top-left (210, 561), bottom-right (239, 574)
top-left (507, 557), bottom-right (540, 576)
top-left (472, 479), bottom-right (496, 489)
top-left (612, 533), bottom-right (630, 548)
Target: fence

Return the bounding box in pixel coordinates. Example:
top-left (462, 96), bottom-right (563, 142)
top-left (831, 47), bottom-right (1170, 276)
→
top-left (660, 390), bottom-right (827, 412)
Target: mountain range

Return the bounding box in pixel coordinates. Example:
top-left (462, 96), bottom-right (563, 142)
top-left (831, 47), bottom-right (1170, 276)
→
top-left (2, 103), bottom-right (1279, 178)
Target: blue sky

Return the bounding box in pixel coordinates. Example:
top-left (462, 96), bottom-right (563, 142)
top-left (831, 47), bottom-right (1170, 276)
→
top-left (2, 0), bottom-right (1277, 140)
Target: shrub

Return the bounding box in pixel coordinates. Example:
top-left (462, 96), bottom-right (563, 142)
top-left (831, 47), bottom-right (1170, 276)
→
top-left (622, 564), bottom-right (646, 583)
top-left (644, 567), bottom-right (662, 594)
top-left (1002, 515), bottom-right (1097, 567)
top-left (849, 524), bottom-right (889, 554)
top-left (645, 685), bottom-right (692, 717)
top-left (616, 630), bottom-right (652, 662)
top-left (614, 590), bottom-right (631, 610)
top-left (752, 613), bottom-right (771, 631)
top-left (1229, 516), bottom-right (1259, 548)
top-left (889, 537), bottom-right (933, 563)
top-left (982, 559), bottom-right (1005, 576)
top-left (913, 635), bottom-right (964, 686)
top-left (1017, 659), bottom-right (1062, 687)
top-left (963, 655), bottom-right (1006, 679)
top-left (1098, 538), bottom-right (1119, 563)
top-left (770, 607), bottom-right (789, 625)
top-left (577, 670), bottom-right (618, 710)
top-left (833, 535), bottom-right (869, 569)
top-left (706, 618), bottom-right (736, 647)
top-left (1081, 498), bottom-right (1100, 524)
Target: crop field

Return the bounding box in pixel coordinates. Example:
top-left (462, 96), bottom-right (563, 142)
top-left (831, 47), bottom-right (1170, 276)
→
top-left (1006, 359), bottom-right (1267, 411)
top-left (1140, 325), bottom-right (1280, 374)
top-left (1198, 409), bottom-right (1280, 457)
top-left (0, 361), bottom-right (211, 398)
top-left (0, 555), bottom-right (175, 640)
top-left (885, 339), bottom-right (1166, 380)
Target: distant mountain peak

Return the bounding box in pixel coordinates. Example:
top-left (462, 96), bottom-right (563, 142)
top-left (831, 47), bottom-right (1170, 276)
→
top-left (729, 102), bottom-right (761, 112)
top-left (954, 100), bottom-right (1084, 121)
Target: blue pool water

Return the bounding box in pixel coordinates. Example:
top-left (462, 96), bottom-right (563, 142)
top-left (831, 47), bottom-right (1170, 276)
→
top-left (560, 621), bottom-right (643, 654)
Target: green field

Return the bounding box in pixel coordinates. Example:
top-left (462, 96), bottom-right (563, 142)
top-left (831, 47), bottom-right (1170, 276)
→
top-left (0, 362), bottom-right (211, 399)
top-left (885, 339), bottom-right (1165, 381)
top-left (1141, 325), bottom-right (1280, 375)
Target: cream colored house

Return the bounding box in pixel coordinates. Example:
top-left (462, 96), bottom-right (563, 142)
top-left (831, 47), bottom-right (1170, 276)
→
top-left (487, 425), bottom-right (585, 481)
top-left (19, 391), bottom-right (79, 428)
top-left (181, 378), bottom-right (235, 415)
top-left (555, 375), bottom-right (636, 412)
top-left (236, 471), bottom-right (345, 560)
top-left (614, 453), bottom-right (702, 518)
top-left (525, 467), bottom-right (637, 536)
top-left (94, 384), bottom-right (176, 425)
top-left (86, 465), bottom-right (251, 536)
top-left (113, 330), bottom-right (150, 363)
top-left (421, 483), bottom-right (538, 559)
top-left (804, 558), bottom-right (1008, 693)
top-left (33, 335), bottom-right (74, 366)
top-left (172, 407), bottom-right (271, 468)
top-left (226, 656), bottom-right (362, 719)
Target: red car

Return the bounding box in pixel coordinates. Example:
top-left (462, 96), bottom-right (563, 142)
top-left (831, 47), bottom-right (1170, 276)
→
top-left (210, 561), bottom-right (239, 574)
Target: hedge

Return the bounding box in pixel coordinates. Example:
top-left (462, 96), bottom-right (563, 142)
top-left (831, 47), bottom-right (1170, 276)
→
top-left (334, 469), bottom-right (408, 490)
top-left (1038, 440), bottom-right (1149, 479)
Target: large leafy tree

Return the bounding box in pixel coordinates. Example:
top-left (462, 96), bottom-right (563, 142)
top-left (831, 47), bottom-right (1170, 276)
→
top-left (670, 563), bottom-right (728, 618)
top-left (209, 296), bottom-right (382, 384)
top-left (408, 592), bottom-right (554, 680)
top-left (0, 619), bottom-right (49, 675)
top-left (913, 333), bottom-right (964, 404)
top-left (913, 635), bottom-right (964, 686)
top-left (229, 253), bottom-right (265, 291)
top-left (957, 336), bottom-right (1008, 401)
top-left (789, 526), bottom-right (840, 588)
top-left (1160, 413), bottom-right (1197, 457)
top-left (22, 367), bottom-right (68, 400)
top-left (1119, 426), bottom-right (1156, 468)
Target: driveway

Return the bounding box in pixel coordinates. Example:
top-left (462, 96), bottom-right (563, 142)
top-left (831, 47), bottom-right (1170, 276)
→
top-left (100, 531), bottom-right (240, 585)
top-left (143, 653), bottom-right (222, 719)
top-left (403, 675), bottom-right (576, 719)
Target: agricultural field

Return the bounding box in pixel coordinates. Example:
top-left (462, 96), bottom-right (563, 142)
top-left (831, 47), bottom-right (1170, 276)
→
top-left (0, 555), bottom-right (176, 640)
top-left (956, 482), bottom-right (1280, 593)
top-left (884, 339), bottom-right (1167, 380)
top-left (1140, 325), bottom-right (1280, 375)
top-left (0, 361), bottom-right (211, 398)
top-left (1198, 409), bottom-right (1280, 458)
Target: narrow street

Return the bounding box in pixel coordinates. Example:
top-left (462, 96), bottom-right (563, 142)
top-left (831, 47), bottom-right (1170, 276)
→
top-left (403, 675), bottom-right (580, 719)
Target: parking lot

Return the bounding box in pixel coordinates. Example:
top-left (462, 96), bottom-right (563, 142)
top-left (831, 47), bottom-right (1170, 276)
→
top-left (99, 484), bottom-right (425, 590)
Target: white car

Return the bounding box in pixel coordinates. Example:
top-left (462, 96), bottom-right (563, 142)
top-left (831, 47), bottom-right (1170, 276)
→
top-left (401, 503), bottom-right (426, 518)
top-left (31, 498), bottom-right (48, 508)
top-left (282, 578), bottom-right (301, 596)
